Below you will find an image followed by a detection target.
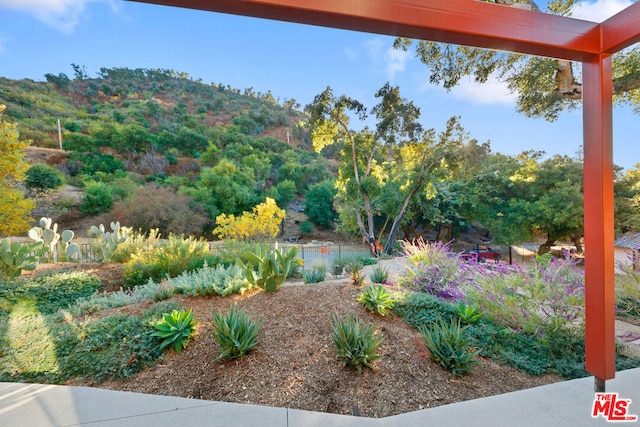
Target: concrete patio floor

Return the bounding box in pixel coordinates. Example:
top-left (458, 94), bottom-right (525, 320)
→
top-left (1, 367), bottom-right (638, 426)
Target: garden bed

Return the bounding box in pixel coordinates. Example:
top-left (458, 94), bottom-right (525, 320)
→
top-left (65, 274), bottom-right (559, 418)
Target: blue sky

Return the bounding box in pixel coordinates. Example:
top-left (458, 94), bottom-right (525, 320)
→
top-left (0, 0), bottom-right (637, 171)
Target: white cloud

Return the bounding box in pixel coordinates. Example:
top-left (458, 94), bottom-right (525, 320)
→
top-left (449, 75), bottom-right (517, 105)
top-left (384, 48), bottom-right (410, 80)
top-left (361, 37), bottom-right (411, 80)
top-left (571, 0), bottom-right (634, 22)
top-left (343, 46), bottom-right (360, 62)
top-left (0, 0), bottom-right (120, 33)
top-left (365, 38), bottom-right (384, 62)
top-left (0, 34), bottom-right (5, 55)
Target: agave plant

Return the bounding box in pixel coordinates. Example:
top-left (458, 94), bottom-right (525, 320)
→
top-left (358, 284), bottom-right (394, 316)
top-left (212, 304), bottom-right (261, 360)
top-left (455, 301), bottom-right (483, 324)
top-left (331, 313), bottom-right (383, 373)
top-left (344, 258), bottom-right (365, 286)
top-left (152, 308), bottom-right (197, 353)
top-left (420, 318), bottom-right (479, 375)
top-left (369, 266), bottom-right (389, 284)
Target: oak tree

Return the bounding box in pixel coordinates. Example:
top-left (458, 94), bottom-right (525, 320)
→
top-left (395, 0), bottom-right (640, 121)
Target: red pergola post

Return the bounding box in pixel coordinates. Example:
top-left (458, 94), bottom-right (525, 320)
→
top-left (583, 55), bottom-right (616, 389)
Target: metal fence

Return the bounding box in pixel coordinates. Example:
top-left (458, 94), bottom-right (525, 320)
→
top-left (209, 242), bottom-right (371, 271)
top-left (281, 243), bottom-right (371, 271)
top-left (19, 240), bottom-right (372, 267)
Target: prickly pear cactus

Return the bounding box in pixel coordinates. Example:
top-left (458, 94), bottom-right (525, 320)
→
top-left (89, 221), bottom-right (127, 262)
top-left (60, 229), bottom-right (80, 260)
top-left (0, 238), bottom-right (46, 278)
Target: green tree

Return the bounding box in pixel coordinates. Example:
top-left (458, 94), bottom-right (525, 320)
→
top-left (44, 72), bottom-right (71, 89)
top-left (467, 151), bottom-right (585, 253)
top-left (394, 0), bottom-right (640, 120)
top-left (528, 155), bottom-right (584, 253)
top-left (304, 179), bottom-right (338, 227)
top-left (63, 132), bottom-right (97, 153)
top-left (266, 179), bottom-right (297, 209)
top-left (182, 158), bottom-right (258, 219)
top-left (306, 84), bottom-right (461, 254)
top-left (0, 104), bottom-right (34, 236)
top-left (615, 163), bottom-right (640, 234)
top-left (461, 150), bottom-right (539, 246)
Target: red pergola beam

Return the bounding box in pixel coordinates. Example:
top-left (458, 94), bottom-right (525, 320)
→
top-left (132, 0), bottom-right (601, 61)
top-left (602, 1), bottom-right (640, 54)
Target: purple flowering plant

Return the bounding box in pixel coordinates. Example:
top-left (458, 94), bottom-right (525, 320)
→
top-left (399, 239), bottom-right (586, 336)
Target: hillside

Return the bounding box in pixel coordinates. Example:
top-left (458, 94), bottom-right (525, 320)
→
top-left (1, 67), bottom-right (346, 240)
top-left (0, 68), bottom-right (311, 154)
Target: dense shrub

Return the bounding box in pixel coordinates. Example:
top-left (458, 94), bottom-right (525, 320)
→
top-left (269, 179), bottom-right (297, 208)
top-left (298, 221), bottom-right (313, 235)
top-left (0, 271), bottom-right (102, 316)
top-left (63, 133), bottom-right (97, 153)
top-left (123, 234), bottom-right (211, 287)
top-left (397, 239), bottom-right (474, 300)
top-left (66, 152), bottom-right (124, 176)
top-left (465, 258), bottom-right (585, 336)
top-left (55, 302), bottom-right (175, 383)
top-left (25, 164), bottom-right (63, 193)
top-left (392, 292), bottom-right (458, 329)
top-left (80, 181), bottom-right (113, 215)
top-left (393, 242), bottom-right (640, 379)
top-left (113, 184), bottom-right (209, 236)
top-left (170, 264), bottom-right (251, 297)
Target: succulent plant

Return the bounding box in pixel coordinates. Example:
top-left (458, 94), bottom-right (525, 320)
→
top-left (89, 221), bottom-right (127, 262)
top-left (0, 238), bottom-right (46, 279)
top-left (28, 217), bottom-right (79, 262)
top-left (236, 245), bottom-right (298, 292)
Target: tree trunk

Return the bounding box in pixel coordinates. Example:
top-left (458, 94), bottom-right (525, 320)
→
top-left (383, 169), bottom-right (429, 254)
top-left (437, 223), bottom-right (453, 242)
top-left (537, 237), bottom-right (555, 255)
top-left (383, 153), bottom-right (433, 255)
top-left (354, 208), bottom-right (378, 256)
top-left (571, 233), bottom-right (584, 254)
